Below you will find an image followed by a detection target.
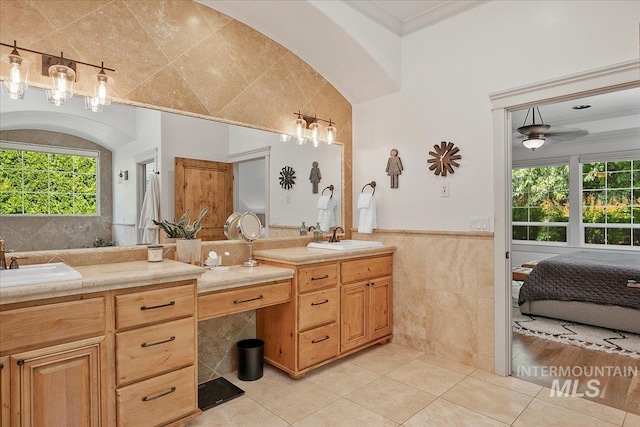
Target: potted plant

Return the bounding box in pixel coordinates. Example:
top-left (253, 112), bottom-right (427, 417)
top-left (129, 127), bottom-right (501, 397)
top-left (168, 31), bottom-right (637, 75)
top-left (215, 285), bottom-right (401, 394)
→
top-left (153, 207), bottom-right (208, 263)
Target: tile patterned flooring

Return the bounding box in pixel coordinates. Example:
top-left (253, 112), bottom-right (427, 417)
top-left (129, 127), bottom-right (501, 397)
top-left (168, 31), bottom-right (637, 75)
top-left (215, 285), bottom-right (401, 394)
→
top-left (188, 343), bottom-right (640, 426)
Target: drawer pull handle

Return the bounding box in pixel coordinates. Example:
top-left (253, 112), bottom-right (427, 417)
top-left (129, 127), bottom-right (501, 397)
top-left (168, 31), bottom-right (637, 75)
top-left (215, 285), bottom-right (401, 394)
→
top-left (142, 386), bottom-right (176, 402)
top-left (140, 301), bottom-right (176, 311)
top-left (234, 295), bottom-right (264, 304)
top-left (141, 336), bottom-right (176, 348)
top-left (312, 335), bottom-right (330, 344)
top-left (311, 275), bottom-right (329, 281)
top-left (311, 299), bottom-right (329, 306)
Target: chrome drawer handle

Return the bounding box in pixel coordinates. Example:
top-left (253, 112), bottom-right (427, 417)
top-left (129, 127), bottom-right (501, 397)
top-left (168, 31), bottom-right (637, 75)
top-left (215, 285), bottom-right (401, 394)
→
top-left (311, 299), bottom-right (329, 306)
top-left (141, 336), bottom-right (175, 348)
top-left (234, 295), bottom-right (264, 304)
top-left (311, 274), bottom-right (329, 281)
top-left (312, 335), bottom-right (330, 344)
top-left (142, 387), bottom-right (176, 402)
top-left (140, 301), bottom-right (175, 311)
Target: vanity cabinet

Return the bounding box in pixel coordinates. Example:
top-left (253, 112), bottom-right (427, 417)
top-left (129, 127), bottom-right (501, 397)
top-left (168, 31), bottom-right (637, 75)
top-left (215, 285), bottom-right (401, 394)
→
top-left (0, 279), bottom-right (199, 427)
top-left (0, 297), bottom-right (107, 427)
top-left (11, 337), bottom-right (104, 427)
top-left (113, 282), bottom-right (198, 427)
top-left (1, 356), bottom-right (9, 427)
top-left (340, 256), bottom-right (393, 352)
top-left (256, 252), bottom-right (393, 378)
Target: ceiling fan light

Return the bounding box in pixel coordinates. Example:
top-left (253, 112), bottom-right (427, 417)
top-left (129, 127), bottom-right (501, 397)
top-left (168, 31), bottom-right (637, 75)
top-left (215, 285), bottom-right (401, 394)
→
top-left (523, 137), bottom-right (545, 151)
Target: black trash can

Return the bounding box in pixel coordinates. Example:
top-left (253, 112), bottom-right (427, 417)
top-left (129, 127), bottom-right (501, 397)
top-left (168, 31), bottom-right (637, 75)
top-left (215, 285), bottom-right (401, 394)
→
top-left (237, 339), bottom-right (264, 381)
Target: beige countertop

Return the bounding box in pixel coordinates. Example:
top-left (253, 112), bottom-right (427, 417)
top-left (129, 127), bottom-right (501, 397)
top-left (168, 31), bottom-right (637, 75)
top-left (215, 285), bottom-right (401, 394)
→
top-left (1, 260), bottom-right (296, 306)
top-left (198, 264), bottom-right (294, 294)
top-left (0, 260), bottom-right (205, 305)
top-left (253, 245), bottom-right (396, 265)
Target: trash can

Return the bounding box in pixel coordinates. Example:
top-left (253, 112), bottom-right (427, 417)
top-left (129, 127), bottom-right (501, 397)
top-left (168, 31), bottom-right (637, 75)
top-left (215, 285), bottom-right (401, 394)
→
top-left (237, 338), bottom-right (264, 381)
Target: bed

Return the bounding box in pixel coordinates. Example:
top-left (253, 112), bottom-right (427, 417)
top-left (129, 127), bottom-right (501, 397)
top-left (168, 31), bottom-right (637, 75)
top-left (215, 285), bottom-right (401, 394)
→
top-left (517, 251), bottom-right (640, 334)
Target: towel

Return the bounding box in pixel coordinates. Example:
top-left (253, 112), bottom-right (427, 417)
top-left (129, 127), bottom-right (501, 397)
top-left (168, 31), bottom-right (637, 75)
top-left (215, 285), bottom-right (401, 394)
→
top-left (358, 192), bottom-right (372, 209)
top-left (317, 195), bottom-right (331, 209)
top-left (317, 195), bottom-right (337, 232)
top-left (138, 173), bottom-right (161, 244)
top-left (358, 193), bottom-right (377, 234)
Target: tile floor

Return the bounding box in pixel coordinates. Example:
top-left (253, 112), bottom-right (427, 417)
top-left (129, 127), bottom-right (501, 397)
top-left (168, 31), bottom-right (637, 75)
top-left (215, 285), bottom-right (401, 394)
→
top-left (189, 343), bottom-right (640, 426)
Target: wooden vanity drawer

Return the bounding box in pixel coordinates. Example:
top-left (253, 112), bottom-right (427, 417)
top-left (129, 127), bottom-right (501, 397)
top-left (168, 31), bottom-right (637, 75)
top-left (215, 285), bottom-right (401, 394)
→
top-left (341, 255), bottom-right (392, 284)
top-left (116, 365), bottom-right (196, 427)
top-left (115, 283), bottom-right (195, 330)
top-left (298, 263), bottom-right (338, 293)
top-left (0, 298), bottom-right (105, 354)
top-left (298, 322), bottom-right (339, 370)
top-left (115, 317), bottom-right (195, 385)
top-left (298, 287), bottom-right (338, 331)
top-left (198, 280), bottom-right (291, 320)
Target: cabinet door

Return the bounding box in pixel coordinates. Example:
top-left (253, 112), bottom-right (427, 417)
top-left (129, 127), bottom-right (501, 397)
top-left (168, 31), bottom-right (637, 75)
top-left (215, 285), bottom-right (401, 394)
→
top-left (340, 282), bottom-right (368, 351)
top-left (369, 277), bottom-right (393, 340)
top-left (0, 356), bottom-right (8, 427)
top-left (11, 338), bottom-right (103, 427)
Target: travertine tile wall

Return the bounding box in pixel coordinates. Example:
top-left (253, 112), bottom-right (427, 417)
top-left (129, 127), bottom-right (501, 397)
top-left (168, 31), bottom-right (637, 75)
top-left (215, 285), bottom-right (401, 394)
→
top-left (354, 230), bottom-right (495, 372)
top-left (0, 129), bottom-right (113, 251)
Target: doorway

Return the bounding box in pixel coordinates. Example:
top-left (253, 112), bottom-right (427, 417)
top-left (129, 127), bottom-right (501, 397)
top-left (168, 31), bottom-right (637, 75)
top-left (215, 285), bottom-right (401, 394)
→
top-left (490, 60), bottom-right (640, 377)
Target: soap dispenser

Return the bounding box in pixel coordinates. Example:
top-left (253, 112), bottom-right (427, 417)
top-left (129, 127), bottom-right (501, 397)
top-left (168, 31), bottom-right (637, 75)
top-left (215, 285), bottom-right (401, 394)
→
top-left (313, 222), bottom-right (323, 242)
top-left (300, 222), bottom-right (307, 236)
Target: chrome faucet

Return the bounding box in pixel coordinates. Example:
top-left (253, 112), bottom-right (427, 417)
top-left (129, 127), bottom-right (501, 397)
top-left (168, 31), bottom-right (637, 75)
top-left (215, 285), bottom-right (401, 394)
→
top-left (329, 227), bottom-right (344, 243)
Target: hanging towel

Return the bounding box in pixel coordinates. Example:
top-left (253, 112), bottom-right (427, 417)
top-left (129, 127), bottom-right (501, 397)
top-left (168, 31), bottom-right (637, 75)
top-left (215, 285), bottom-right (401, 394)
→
top-left (358, 193), bottom-right (377, 234)
top-left (357, 192), bottom-right (372, 209)
top-left (138, 173), bottom-right (161, 244)
top-left (317, 195), bottom-right (336, 232)
top-left (317, 195), bottom-right (331, 209)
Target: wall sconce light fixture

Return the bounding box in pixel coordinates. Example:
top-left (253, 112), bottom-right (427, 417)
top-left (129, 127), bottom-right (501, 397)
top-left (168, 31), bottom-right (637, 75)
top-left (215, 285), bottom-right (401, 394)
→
top-left (119, 170), bottom-right (129, 181)
top-left (0, 40), bottom-right (30, 100)
top-left (0, 40), bottom-right (115, 112)
top-left (289, 111), bottom-right (337, 147)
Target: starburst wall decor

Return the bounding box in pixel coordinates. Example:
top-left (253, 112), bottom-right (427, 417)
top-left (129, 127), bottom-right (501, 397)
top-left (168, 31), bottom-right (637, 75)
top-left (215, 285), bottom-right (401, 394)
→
top-left (427, 141), bottom-right (461, 176)
top-left (279, 166), bottom-right (296, 189)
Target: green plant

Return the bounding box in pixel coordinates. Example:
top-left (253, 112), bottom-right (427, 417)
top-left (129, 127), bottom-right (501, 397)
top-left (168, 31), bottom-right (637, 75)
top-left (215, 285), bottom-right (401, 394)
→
top-left (93, 237), bottom-right (116, 247)
top-left (153, 207), bottom-right (208, 239)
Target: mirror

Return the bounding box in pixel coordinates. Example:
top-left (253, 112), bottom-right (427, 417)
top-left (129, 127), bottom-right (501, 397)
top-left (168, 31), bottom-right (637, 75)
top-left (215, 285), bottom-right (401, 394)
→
top-left (0, 88), bottom-right (343, 251)
top-left (238, 212), bottom-right (262, 267)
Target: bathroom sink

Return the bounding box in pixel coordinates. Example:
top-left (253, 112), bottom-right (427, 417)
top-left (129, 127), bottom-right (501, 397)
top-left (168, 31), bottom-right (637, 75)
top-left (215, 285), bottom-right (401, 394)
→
top-left (0, 262), bottom-right (82, 288)
top-left (307, 240), bottom-right (384, 251)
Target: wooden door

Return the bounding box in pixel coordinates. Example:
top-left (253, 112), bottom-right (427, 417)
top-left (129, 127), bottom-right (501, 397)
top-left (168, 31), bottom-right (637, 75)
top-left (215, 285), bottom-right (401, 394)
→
top-left (0, 356), bottom-right (8, 427)
top-left (175, 157), bottom-right (233, 241)
top-left (11, 338), bottom-right (103, 427)
top-left (340, 282), bottom-right (368, 352)
top-left (369, 277), bottom-right (393, 340)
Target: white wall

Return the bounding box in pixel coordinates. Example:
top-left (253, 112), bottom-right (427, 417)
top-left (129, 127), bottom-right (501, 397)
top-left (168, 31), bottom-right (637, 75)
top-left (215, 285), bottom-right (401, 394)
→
top-left (353, 0), bottom-right (640, 232)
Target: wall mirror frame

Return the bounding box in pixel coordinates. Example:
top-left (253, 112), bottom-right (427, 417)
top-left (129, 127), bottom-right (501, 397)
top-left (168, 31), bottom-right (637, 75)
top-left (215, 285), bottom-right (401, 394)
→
top-left (0, 86), bottom-right (347, 252)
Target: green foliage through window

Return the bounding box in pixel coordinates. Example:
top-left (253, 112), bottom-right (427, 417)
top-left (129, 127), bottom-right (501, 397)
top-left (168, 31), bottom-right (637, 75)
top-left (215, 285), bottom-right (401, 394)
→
top-left (0, 147), bottom-right (98, 215)
top-left (582, 159), bottom-right (640, 247)
top-left (512, 165), bottom-right (569, 242)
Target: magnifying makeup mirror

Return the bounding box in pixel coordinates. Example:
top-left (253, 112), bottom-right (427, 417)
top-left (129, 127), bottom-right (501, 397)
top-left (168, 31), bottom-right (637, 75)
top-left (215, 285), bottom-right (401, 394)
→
top-left (226, 212), bottom-right (262, 267)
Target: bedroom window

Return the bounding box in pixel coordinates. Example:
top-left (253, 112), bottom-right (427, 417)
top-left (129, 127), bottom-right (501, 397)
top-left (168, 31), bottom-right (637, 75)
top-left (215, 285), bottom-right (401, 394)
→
top-left (512, 165), bottom-right (569, 243)
top-left (0, 144), bottom-right (99, 215)
top-left (582, 159), bottom-right (640, 247)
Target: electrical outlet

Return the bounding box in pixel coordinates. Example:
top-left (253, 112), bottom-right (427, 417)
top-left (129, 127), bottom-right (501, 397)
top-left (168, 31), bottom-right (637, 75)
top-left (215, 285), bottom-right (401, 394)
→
top-left (440, 181), bottom-right (449, 197)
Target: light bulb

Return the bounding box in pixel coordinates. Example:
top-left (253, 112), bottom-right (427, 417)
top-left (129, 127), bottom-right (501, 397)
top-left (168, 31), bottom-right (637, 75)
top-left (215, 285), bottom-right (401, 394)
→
top-left (326, 124), bottom-right (336, 145)
top-left (294, 116), bottom-right (306, 139)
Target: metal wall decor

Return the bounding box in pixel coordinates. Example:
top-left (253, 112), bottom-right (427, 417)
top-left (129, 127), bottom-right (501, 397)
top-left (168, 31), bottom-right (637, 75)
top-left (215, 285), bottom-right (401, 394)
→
top-left (428, 141), bottom-right (461, 176)
top-left (279, 166), bottom-right (296, 189)
top-left (309, 161), bottom-right (321, 193)
top-left (385, 149), bottom-right (403, 188)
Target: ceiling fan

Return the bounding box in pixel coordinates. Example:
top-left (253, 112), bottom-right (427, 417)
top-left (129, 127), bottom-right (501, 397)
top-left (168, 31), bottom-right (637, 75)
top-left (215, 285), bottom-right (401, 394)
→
top-left (517, 107), bottom-right (588, 150)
